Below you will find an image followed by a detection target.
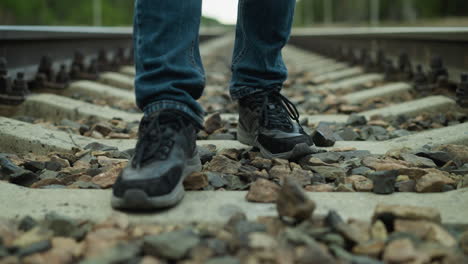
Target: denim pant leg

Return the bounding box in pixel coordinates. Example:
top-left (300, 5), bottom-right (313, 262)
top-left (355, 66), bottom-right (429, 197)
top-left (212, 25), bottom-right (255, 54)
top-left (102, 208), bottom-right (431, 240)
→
top-left (133, 0), bottom-right (206, 126)
top-left (229, 0), bottom-right (296, 100)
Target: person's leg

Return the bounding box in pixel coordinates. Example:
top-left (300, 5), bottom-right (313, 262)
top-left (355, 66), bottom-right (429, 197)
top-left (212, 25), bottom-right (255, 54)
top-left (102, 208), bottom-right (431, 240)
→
top-left (230, 0), bottom-right (295, 99)
top-left (112, 0), bottom-right (204, 210)
top-left (134, 0), bottom-right (205, 126)
top-left (231, 0), bottom-right (314, 159)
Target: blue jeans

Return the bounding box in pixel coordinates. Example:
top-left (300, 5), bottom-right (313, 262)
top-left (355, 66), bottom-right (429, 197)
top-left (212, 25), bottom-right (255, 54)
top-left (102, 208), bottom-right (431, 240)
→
top-left (134, 0), bottom-right (296, 127)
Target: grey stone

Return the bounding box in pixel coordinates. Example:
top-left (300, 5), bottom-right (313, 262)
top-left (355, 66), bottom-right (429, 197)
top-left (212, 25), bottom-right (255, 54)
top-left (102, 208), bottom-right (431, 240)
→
top-left (205, 257), bottom-right (240, 264)
top-left (84, 142), bottom-right (118, 152)
top-left (396, 180), bottom-right (416, 192)
top-left (415, 150), bottom-right (451, 166)
top-left (370, 170), bottom-right (398, 194)
top-left (69, 181), bottom-right (101, 189)
top-left (351, 166), bottom-right (373, 176)
top-left (390, 129), bottom-right (411, 138)
top-left (336, 127), bottom-right (360, 141)
top-left (16, 240), bottom-right (52, 257)
top-left (207, 172), bottom-right (227, 188)
top-left (346, 114), bottom-right (367, 126)
top-left (223, 174), bottom-right (248, 190)
top-left (312, 123), bottom-right (336, 147)
top-left (80, 242), bottom-right (141, 264)
top-left (143, 229), bottom-right (200, 260)
top-left (18, 216), bottom-right (38, 232)
top-left (320, 233), bottom-right (346, 248)
top-left (310, 166), bottom-right (346, 181)
top-left (45, 212), bottom-right (89, 240)
top-left (39, 170), bottom-right (59, 180)
top-left (23, 161), bottom-right (45, 173)
top-left (40, 184), bottom-right (66, 189)
top-left (400, 153), bottom-right (437, 168)
top-left (338, 150), bottom-right (372, 160)
top-left (310, 152), bottom-right (343, 164)
top-left (198, 145), bottom-right (216, 164)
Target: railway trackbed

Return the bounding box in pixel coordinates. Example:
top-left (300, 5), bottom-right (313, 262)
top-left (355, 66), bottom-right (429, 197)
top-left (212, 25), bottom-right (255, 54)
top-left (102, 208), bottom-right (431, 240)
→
top-left (0, 27), bottom-right (467, 263)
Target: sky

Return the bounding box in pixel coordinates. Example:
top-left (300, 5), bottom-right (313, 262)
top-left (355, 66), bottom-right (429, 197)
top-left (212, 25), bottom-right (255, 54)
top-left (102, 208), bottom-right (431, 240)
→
top-left (202, 0), bottom-right (239, 24)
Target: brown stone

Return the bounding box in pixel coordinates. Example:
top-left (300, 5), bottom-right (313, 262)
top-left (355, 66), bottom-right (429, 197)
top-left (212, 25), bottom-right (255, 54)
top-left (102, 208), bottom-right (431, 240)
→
top-left (290, 168), bottom-right (314, 187)
top-left (334, 183), bottom-right (355, 192)
top-left (368, 120), bottom-right (389, 127)
top-left (370, 220), bottom-right (388, 241)
top-left (305, 184), bottom-right (334, 192)
top-left (50, 155), bottom-right (71, 168)
top-left (91, 122), bottom-right (113, 136)
top-left (373, 204), bottom-right (441, 223)
top-left (435, 144), bottom-right (468, 164)
top-left (394, 219), bottom-right (457, 247)
top-left (218, 148), bottom-right (241, 161)
top-left (205, 155), bottom-right (241, 174)
top-left (397, 168), bottom-right (428, 179)
top-left (383, 239), bottom-right (418, 263)
top-left (272, 158), bottom-right (289, 167)
top-left (91, 163), bottom-right (126, 188)
top-left (362, 157), bottom-right (409, 171)
top-left (30, 178), bottom-right (63, 188)
top-left (345, 175), bottom-right (373, 192)
top-left (183, 172), bottom-right (209, 190)
top-left (460, 231), bottom-right (468, 255)
top-left (268, 165), bottom-right (291, 181)
top-left (330, 147), bottom-right (357, 152)
top-left (396, 180), bottom-right (416, 192)
top-left (107, 132), bottom-right (131, 139)
top-left (276, 177), bottom-right (316, 223)
top-left (204, 112), bottom-right (223, 134)
top-left (97, 156), bottom-right (128, 168)
top-left (246, 179), bottom-right (280, 203)
top-left (250, 157), bottom-right (273, 170)
top-left (352, 240), bottom-right (385, 258)
top-left (415, 170), bottom-right (455, 193)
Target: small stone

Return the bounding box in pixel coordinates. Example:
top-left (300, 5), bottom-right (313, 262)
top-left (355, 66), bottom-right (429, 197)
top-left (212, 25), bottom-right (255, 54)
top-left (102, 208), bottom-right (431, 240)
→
top-left (16, 240), bottom-right (52, 258)
top-left (415, 150), bottom-right (452, 166)
top-left (50, 155), bottom-right (71, 168)
top-left (248, 232), bottom-right (278, 249)
top-left (246, 179), bottom-right (280, 203)
top-left (394, 219), bottom-right (457, 247)
top-left (325, 211), bottom-right (366, 245)
top-left (23, 160), bottom-right (45, 172)
top-left (205, 256), bottom-right (240, 264)
top-left (351, 166), bottom-right (373, 176)
top-left (208, 133), bottom-right (235, 140)
top-left (205, 155), bottom-right (241, 174)
top-left (218, 148), bottom-right (241, 161)
top-left (460, 230), bottom-right (468, 255)
top-left (369, 170), bottom-right (398, 194)
top-left (18, 216), bottom-right (38, 232)
top-left (204, 112), bottom-right (223, 134)
top-left (272, 158), bottom-right (289, 167)
top-left (199, 144), bottom-right (216, 164)
top-left (91, 163), bottom-right (126, 188)
top-left (31, 178), bottom-right (62, 188)
top-left (143, 229), bottom-right (200, 260)
top-left (45, 212), bottom-right (88, 239)
top-left (97, 156), bottom-right (127, 167)
top-left (368, 119), bottom-right (389, 127)
top-left (183, 172), bottom-right (209, 190)
top-left (107, 132), bottom-right (131, 139)
top-left (290, 168), bottom-right (314, 187)
top-left (277, 177), bottom-right (316, 223)
top-left (250, 157), bottom-right (272, 170)
top-left (312, 123), bottom-right (336, 147)
top-left (305, 184), bottom-right (334, 192)
top-left (362, 156), bottom-right (408, 171)
top-left (400, 153), bottom-right (437, 168)
top-left (206, 172), bottom-right (227, 188)
top-left (310, 166), bottom-right (346, 181)
top-left (268, 165), bottom-right (291, 181)
top-left (346, 114), bottom-right (367, 126)
top-left (383, 239), bottom-right (418, 263)
top-left (310, 152), bottom-right (342, 164)
top-left (415, 170), bottom-right (455, 193)
top-left (396, 180), bottom-right (416, 192)
top-left (434, 144), bottom-right (468, 164)
top-left (352, 240), bottom-right (385, 258)
top-left (334, 183), bottom-right (355, 192)
top-left (372, 204), bottom-right (442, 224)
top-left (39, 170), bottom-right (59, 180)
top-left (68, 181), bottom-right (101, 189)
top-left (346, 175), bottom-right (373, 192)
top-left (370, 220), bottom-right (388, 241)
top-left (12, 227), bottom-right (53, 248)
top-left (91, 122), bottom-right (113, 136)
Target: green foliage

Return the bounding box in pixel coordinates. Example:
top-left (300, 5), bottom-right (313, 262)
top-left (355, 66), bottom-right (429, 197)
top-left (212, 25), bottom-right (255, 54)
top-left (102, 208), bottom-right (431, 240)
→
top-left (0, 0), bottom-right (222, 26)
top-left (294, 0), bottom-right (468, 26)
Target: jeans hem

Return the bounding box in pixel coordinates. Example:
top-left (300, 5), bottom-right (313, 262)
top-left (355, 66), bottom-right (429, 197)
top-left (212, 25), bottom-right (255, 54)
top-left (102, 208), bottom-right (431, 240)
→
top-left (143, 100), bottom-right (205, 128)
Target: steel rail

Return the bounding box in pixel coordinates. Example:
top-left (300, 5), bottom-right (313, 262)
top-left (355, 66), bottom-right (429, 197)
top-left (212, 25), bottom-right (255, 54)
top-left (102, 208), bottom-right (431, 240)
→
top-left (289, 27), bottom-right (468, 84)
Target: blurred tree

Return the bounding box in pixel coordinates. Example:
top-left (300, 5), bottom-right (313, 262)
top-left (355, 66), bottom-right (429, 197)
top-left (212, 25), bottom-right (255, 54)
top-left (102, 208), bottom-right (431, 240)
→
top-left (0, 0), bottom-right (222, 27)
top-left (294, 0), bottom-right (468, 26)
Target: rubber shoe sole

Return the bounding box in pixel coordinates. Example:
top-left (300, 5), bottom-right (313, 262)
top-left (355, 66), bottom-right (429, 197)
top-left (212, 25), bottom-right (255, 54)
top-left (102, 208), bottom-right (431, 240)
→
top-left (111, 153), bottom-right (202, 210)
top-left (237, 126), bottom-right (313, 160)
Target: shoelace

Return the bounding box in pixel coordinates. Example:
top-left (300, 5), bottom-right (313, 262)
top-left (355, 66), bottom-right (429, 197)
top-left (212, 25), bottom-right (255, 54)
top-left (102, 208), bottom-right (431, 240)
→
top-left (250, 90), bottom-right (301, 130)
top-left (131, 113), bottom-right (189, 169)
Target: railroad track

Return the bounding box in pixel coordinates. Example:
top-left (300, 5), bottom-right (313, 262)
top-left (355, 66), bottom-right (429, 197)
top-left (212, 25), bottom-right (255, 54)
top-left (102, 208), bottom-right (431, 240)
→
top-left (0, 27), bottom-right (467, 263)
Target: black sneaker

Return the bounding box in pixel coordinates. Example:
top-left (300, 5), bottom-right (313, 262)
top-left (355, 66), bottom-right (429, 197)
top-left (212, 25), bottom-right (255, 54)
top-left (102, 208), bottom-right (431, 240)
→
top-left (111, 110), bottom-right (201, 210)
top-left (237, 89), bottom-right (313, 159)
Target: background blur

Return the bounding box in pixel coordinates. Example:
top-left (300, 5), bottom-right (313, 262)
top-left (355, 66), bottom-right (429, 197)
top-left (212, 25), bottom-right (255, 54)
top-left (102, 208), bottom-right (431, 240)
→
top-left (0, 0), bottom-right (467, 27)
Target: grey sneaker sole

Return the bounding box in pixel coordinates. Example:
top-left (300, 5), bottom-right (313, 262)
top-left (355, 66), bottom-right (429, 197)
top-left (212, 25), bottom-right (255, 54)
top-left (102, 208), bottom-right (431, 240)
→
top-left (111, 153), bottom-right (202, 210)
top-left (237, 127), bottom-right (312, 160)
